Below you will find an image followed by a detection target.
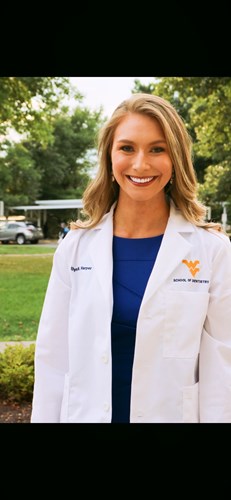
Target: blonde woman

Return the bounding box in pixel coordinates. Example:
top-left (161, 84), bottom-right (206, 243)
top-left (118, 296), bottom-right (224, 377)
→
top-left (31, 93), bottom-right (231, 423)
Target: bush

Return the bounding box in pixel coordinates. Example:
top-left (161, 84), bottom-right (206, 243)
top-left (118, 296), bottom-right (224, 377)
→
top-left (0, 343), bottom-right (35, 402)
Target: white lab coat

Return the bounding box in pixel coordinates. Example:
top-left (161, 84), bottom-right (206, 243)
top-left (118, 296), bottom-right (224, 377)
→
top-left (31, 201), bottom-right (231, 423)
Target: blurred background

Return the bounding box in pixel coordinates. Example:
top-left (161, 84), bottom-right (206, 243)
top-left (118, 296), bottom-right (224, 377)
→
top-left (0, 76), bottom-right (230, 236)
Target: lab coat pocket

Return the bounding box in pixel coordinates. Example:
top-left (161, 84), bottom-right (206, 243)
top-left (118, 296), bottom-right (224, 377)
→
top-left (60, 373), bottom-right (69, 423)
top-left (163, 291), bottom-right (209, 358)
top-left (183, 382), bottom-right (199, 423)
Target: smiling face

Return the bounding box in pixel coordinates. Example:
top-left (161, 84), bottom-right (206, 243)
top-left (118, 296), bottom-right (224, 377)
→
top-left (111, 112), bottom-right (173, 206)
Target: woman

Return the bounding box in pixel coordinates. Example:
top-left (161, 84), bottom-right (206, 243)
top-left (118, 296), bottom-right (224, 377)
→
top-left (31, 93), bottom-right (231, 423)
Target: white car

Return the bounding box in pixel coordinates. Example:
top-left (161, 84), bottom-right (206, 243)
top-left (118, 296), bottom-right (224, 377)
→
top-left (0, 221), bottom-right (44, 245)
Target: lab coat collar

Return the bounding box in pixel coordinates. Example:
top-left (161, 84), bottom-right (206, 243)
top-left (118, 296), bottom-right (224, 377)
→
top-left (89, 199), bottom-right (195, 306)
top-left (142, 200), bottom-right (195, 303)
top-left (95, 199), bottom-right (195, 233)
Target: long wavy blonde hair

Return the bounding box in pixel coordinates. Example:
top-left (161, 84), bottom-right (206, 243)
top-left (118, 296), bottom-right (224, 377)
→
top-left (71, 93), bottom-right (220, 231)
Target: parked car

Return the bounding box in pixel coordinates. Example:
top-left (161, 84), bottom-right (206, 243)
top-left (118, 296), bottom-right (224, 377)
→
top-left (0, 221), bottom-right (44, 245)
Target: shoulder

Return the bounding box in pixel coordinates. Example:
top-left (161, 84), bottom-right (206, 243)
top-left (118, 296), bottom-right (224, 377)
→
top-left (170, 202), bottom-right (230, 248)
top-left (193, 226), bottom-right (231, 269)
top-left (198, 226), bottom-right (231, 248)
top-left (56, 226), bottom-right (87, 251)
top-left (170, 202), bottom-right (230, 253)
top-left (56, 207), bottom-right (115, 256)
top-left (55, 213), bottom-right (111, 252)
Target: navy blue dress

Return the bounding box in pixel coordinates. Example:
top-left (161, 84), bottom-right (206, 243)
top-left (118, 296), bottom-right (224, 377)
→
top-left (111, 234), bottom-right (163, 423)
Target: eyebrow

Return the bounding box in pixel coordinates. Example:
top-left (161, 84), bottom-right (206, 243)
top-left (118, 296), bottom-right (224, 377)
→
top-left (116, 139), bottom-right (166, 145)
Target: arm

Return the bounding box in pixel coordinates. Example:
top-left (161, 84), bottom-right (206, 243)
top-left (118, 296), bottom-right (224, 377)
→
top-left (200, 237), bottom-right (231, 422)
top-left (31, 244), bottom-right (71, 423)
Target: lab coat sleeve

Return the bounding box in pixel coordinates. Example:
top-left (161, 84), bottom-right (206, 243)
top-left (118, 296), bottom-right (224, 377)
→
top-left (200, 237), bottom-right (231, 422)
top-left (31, 242), bottom-right (71, 423)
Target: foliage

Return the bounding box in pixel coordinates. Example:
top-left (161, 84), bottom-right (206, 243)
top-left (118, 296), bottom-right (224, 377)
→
top-left (0, 77), bottom-right (71, 145)
top-left (26, 106), bottom-right (103, 200)
top-left (132, 79), bottom-right (155, 95)
top-left (0, 78), bottom-right (104, 218)
top-left (198, 162), bottom-right (231, 221)
top-left (0, 143), bottom-right (41, 207)
top-left (0, 343), bottom-right (35, 402)
top-left (0, 103), bottom-right (103, 212)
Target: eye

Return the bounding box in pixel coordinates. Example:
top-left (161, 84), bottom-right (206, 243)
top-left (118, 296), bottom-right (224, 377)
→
top-left (151, 146), bottom-right (165, 153)
top-left (120, 145), bottom-right (134, 152)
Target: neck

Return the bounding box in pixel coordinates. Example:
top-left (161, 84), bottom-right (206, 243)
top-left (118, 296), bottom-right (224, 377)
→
top-left (113, 197), bottom-right (170, 238)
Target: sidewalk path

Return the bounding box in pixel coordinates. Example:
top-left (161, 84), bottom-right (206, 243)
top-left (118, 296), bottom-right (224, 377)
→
top-left (0, 341), bottom-right (35, 353)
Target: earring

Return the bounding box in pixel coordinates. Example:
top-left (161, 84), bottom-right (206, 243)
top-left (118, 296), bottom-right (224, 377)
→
top-left (170, 169), bottom-right (175, 185)
top-left (112, 173), bottom-right (115, 182)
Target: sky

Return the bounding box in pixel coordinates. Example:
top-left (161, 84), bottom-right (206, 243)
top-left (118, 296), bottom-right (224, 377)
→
top-left (69, 77), bottom-right (154, 118)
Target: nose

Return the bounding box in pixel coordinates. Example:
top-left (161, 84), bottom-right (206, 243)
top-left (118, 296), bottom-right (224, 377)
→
top-left (132, 151), bottom-right (150, 172)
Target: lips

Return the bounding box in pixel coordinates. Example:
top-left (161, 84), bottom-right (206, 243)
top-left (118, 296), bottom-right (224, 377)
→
top-left (127, 175), bottom-right (157, 186)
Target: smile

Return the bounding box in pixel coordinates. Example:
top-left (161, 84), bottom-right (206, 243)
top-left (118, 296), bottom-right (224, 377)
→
top-left (127, 175), bottom-right (157, 186)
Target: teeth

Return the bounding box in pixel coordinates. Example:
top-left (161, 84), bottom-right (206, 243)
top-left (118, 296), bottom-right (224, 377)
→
top-left (129, 176), bottom-right (154, 184)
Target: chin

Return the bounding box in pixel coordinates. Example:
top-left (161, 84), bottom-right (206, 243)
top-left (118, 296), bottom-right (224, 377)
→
top-left (128, 194), bottom-right (158, 203)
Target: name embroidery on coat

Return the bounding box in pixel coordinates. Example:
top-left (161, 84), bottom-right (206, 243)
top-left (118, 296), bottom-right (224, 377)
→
top-left (71, 266), bottom-right (92, 272)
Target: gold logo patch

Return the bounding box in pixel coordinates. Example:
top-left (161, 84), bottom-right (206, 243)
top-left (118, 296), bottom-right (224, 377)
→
top-left (182, 259), bottom-right (200, 277)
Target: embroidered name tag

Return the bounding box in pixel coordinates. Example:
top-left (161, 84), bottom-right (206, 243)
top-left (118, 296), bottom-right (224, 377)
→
top-left (71, 266), bottom-right (92, 272)
top-left (172, 259), bottom-right (209, 284)
top-left (173, 278), bottom-right (209, 284)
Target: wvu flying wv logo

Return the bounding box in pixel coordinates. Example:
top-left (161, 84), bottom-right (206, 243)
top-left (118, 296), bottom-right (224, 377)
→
top-left (182, 259), bottom-right (200, 277)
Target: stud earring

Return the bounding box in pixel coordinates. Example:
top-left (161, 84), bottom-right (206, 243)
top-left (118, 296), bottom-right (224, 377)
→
top-left (170, 169), bottom-right (175, 185)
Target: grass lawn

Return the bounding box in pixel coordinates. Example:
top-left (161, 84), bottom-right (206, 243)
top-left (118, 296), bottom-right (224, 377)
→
top-left (0, 252), bottom-right (54, 341)
top-left (0, 244), bottom-right (56, 255)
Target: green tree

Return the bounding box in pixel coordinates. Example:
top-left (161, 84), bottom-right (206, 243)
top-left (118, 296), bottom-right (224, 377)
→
top-left (198, 162), bottom-right (231, 222)
top-left (0, 77), bottom-right (72, 148)
top-left (1, 103), bottom-right (103, 216)
top-left (26, 106), bottom-right (103, 200)
top-left (0, 143), bottom-right (41, 213)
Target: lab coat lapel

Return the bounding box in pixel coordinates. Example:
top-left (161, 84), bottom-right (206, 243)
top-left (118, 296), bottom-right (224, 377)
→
top-left (88, 206), bottom-right (114, 309)
top-left (142, 203), bottom-right (195, 304)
